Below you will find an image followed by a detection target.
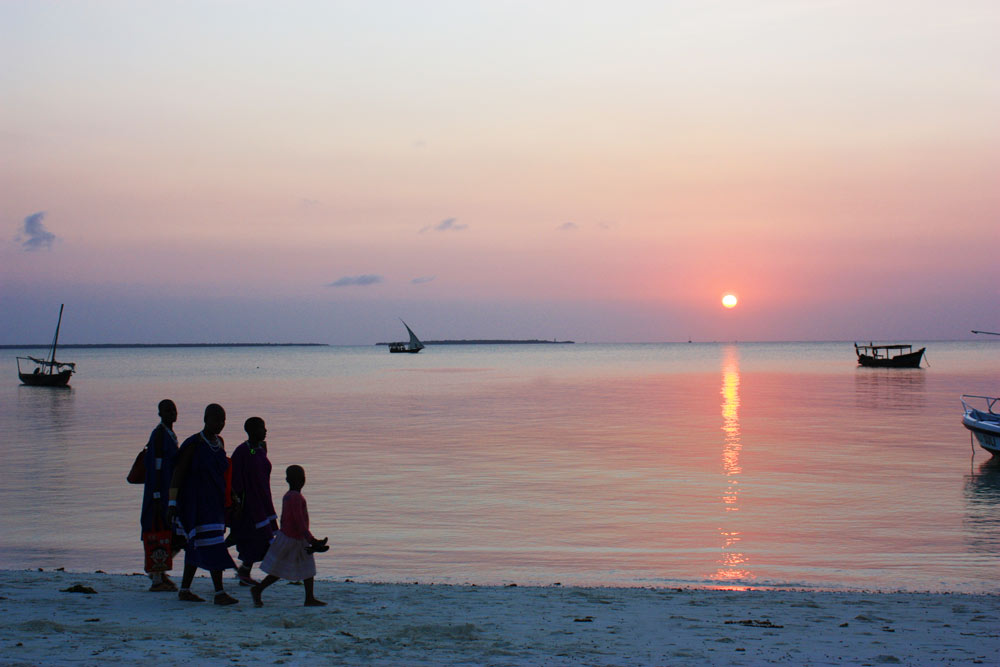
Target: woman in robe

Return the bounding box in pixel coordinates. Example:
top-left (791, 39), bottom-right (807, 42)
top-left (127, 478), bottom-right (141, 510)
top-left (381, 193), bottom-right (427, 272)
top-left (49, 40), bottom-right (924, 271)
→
top-left (141, 399), bottom-right (179, 591)
top-left (229, 416), bottom-right (278, 585)
top-left (168, 403), bottom-right (238, 605)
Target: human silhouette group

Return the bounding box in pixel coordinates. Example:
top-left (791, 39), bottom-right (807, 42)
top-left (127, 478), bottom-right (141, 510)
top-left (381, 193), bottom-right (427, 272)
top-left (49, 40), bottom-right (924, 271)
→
top-left (140, 400), bottom-right (328, 607)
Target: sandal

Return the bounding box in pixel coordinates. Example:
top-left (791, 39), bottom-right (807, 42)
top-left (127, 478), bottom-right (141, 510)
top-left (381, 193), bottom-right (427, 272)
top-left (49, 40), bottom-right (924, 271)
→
top-left (214, 591), bottom-right (238, 606)
top-left (178, 589), bottom-right (205, 602)
top-left (149, 581), bottom-right (178, 592)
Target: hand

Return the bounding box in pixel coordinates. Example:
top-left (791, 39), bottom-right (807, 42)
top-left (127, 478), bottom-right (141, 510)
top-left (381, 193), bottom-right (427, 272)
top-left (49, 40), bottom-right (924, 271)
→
top-left (229, 493), bottom-right (243, 519)
top-left (165, 506), bottom-right (176, 524)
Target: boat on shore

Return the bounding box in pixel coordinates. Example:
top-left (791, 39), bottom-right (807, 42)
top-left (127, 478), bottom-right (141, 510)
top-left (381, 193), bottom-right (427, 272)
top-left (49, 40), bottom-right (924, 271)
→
top-left (17, 304), bottom-right (76, 387)
top-left (854, 342), bottom-right (925, 368)
top-left (962, 395), bottom-right (1000, 456)
top-left (388, 320), bottom-right (425, 354)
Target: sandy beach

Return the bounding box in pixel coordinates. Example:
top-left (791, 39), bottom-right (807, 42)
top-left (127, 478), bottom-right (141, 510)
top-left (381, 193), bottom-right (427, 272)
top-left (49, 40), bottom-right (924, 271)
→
top-left (1, 569), bottom-right (997, 666)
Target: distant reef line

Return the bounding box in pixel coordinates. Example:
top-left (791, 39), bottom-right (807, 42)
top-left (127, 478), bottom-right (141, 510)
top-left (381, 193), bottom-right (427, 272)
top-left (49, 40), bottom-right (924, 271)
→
top-left (376, 339), bottom-right (575, 346)
top-left (0, 343), bottom-right (328, 349)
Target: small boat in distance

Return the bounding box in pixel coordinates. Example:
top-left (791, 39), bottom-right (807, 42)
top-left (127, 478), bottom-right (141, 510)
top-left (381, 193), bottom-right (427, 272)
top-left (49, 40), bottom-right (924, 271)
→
top-left (854, 342), bottom-right (925, 368)
top-left (388, 320), bottom-right (425, 354)
top-left (962, 395), bottom-right (1000, 456)
top-left (17, 304), bottom-right (76, 387)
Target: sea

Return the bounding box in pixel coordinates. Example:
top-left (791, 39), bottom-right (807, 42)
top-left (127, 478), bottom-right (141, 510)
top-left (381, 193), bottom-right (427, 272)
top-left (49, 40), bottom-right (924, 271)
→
top-left (1, 341), bottom-right (998, 593)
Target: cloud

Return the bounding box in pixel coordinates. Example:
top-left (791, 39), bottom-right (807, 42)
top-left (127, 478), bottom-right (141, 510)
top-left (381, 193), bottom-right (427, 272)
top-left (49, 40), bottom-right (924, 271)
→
top-left (327, 274), bottom-right (383, 287)
top-left (598, 220), bottom-right (618, 230)
top-left (420, 217), bottom-right (468, 233)
top-left (557, 222), bottom-right (579, 231)
top-left (18, 212), bottom-right (56, 251)
top-left (411, 275), bottom-right (436, 284)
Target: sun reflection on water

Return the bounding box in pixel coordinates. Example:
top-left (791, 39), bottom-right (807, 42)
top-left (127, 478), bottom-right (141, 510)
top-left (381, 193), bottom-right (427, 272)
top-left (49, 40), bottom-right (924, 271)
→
top-left (711, 345), bottom-right (754, 588)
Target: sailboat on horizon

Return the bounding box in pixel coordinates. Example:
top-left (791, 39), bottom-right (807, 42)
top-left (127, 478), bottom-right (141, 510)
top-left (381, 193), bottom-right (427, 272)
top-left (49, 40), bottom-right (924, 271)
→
top-left (388, 320), bottom-right (425, 354)
top-left (17, 304), bottom-right (76, 387)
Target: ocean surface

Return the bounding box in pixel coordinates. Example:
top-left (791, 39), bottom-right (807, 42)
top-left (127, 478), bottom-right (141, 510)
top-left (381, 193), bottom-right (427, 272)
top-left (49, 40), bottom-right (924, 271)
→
top-left (1, 341), bottom-right (999, 592)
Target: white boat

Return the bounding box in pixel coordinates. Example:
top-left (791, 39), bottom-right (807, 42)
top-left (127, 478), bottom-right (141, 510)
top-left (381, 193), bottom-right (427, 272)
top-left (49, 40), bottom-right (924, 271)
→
top-left (962, 395), bottom-right (1000, 456)
top-left (388, 320), bottom-right (425, 354)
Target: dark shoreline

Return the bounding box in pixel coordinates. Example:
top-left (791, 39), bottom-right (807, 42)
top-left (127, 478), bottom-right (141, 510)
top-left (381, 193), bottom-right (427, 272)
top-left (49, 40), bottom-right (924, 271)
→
top-left (1, 343), bottom-right (328, 349)
top-left (376, 339), bottom-right (575, 346)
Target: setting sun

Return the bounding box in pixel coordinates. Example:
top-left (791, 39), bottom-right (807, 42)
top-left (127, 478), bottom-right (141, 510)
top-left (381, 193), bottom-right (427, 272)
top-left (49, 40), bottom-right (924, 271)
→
top-left (722, 294), bottom-right (738, 309)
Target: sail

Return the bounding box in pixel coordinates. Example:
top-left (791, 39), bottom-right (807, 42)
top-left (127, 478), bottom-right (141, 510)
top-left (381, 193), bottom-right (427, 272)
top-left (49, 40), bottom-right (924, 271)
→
top-left (401, 320), bottom-right (424, 350)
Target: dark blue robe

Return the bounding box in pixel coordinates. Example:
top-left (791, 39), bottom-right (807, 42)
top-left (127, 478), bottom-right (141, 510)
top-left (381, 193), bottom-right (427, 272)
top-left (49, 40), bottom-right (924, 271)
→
top-left (176, 432), bottom-right (236, 571)
top-left (140, 423), bottom-right (177, 536)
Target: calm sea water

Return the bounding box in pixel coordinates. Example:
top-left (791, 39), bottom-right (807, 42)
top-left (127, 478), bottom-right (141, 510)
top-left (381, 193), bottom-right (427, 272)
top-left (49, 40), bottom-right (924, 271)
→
top-left (1, 342), bottom-right (998, 592)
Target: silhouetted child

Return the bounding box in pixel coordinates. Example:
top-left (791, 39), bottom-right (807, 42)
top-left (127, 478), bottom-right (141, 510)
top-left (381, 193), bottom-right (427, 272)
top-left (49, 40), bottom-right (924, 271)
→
top-left (251, 465), bottom-right (328, 607)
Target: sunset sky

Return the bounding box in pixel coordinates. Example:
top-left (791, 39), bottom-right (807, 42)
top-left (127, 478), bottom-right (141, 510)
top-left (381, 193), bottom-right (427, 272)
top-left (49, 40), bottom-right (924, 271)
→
top-left (3, 1), bottom-right (998, 344)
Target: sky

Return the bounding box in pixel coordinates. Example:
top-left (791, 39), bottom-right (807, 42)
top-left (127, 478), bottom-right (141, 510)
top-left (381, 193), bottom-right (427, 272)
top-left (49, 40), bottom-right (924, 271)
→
top-left (2, 1), bottom-right (998, 344)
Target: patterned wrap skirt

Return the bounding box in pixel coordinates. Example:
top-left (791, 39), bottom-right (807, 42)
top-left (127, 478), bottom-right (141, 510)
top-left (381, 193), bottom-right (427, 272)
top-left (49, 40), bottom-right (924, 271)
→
top-left (260, 532), bottom-right (316, 581)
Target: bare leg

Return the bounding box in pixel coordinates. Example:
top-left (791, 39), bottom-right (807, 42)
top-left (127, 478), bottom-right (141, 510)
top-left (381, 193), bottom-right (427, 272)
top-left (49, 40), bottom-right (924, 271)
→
top-left (237, 560), bottom-right (258, 585)
top-left (181, 563), bottom-right (197, 589)
top-left (303, 577), bottom-right (326, 606)
top-left (212, 570), bottom-right (238, 605)
top-left (177, 563), bottom-right (203, 601)
top-left (251, 574), bottom-right (279, 607)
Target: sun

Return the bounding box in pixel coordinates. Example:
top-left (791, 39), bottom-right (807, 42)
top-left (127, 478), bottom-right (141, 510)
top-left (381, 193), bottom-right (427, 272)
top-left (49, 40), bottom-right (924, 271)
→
top-left (722, 294), bottom-right (738, 309)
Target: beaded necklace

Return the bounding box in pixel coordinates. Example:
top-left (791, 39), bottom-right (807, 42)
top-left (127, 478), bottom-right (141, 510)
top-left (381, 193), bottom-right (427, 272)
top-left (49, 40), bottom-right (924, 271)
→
top-left (201, 431), bottom-right (222, 452)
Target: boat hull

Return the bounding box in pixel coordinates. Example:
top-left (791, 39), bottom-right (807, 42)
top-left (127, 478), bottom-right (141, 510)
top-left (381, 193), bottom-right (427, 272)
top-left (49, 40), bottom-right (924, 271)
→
top-left (963, 412), bottom-right (1000, 456)
top-left (19, 370), bottom-right (73, 387)
top-left (857, 348), bottom-right (925, 368)
top-left (389, 347), bottom-right (422, 354)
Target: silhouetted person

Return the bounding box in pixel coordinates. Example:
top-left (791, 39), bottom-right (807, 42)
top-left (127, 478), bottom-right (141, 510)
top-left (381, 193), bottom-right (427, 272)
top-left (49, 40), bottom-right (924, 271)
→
top-left (252, 465), bottom-right (327, 607)
top-left (229, 416), bottom-right (278, 586)
top-left (141, 399), bottom-right (179, 592)
top-left (168, 403), bottom-right (238, 605)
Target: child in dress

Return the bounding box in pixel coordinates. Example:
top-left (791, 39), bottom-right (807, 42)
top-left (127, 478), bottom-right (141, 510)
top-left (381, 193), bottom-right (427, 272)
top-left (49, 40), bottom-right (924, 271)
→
top-left (251, 465), bottom-right (328, 607)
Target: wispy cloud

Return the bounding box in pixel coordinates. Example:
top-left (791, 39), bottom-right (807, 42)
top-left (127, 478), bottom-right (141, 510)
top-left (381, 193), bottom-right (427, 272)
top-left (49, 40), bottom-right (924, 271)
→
top-left (18, 211), bottom-right (57, 251)
top-left (598, 220), bottom-right (618, 230)
top-left (420, 217), bottom-right (468, 233)
top-left (411, 275), bottom-right (436, 284)
top-left (327, 274), bottom-right (383, 287)
top-left (557, 222), bottom-right (579, 231)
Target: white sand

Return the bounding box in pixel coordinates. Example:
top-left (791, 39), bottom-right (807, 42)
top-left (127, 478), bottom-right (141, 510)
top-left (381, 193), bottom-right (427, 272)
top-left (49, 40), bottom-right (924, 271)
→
top-left (0, 569), bottom-right (997, 666)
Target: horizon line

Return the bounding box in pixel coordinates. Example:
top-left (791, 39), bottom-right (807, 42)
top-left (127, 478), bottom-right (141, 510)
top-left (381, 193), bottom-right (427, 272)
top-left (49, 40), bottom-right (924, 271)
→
top-left (1, 338), bottom-right (992, 349)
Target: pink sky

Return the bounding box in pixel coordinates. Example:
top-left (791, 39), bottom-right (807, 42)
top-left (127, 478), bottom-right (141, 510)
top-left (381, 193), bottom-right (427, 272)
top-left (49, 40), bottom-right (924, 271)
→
top-left (2, 2), bottom-right (998, 344)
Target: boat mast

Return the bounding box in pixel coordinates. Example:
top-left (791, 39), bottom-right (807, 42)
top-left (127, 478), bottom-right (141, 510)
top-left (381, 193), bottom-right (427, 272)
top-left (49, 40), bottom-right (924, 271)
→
top-left (49, 304), bottom-right (64, 374)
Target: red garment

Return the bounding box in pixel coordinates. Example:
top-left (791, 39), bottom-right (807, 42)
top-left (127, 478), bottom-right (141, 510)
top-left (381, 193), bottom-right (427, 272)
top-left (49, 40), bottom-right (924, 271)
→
top-left (279, 490), bottom-right (315, 542)
top-left (224, 456), bottom-right (232, 508)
